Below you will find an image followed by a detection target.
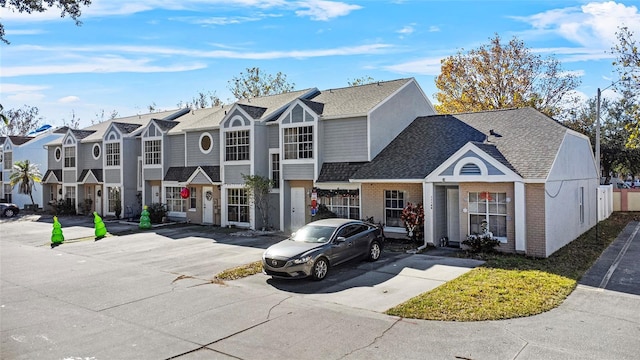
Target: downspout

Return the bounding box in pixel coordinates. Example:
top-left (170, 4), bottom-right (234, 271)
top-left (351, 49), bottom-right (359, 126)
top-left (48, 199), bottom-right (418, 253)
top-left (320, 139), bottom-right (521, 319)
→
top-left (416, 181), bottom-right (434, 252)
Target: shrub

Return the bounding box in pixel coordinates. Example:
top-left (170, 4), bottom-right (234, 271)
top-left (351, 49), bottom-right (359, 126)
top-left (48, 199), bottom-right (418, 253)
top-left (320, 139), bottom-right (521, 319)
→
top-left (462, 232), bottom-right (501, 253)
top-left (147, 203), bottom-right (167, 224)
top-left (401, 202), bottom-right (424, 242)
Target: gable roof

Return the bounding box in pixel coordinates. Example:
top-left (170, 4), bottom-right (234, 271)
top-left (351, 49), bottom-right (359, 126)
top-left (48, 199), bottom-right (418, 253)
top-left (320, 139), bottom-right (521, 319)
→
top-left (164, 166), bottom-right (220, 182)
top-left (78, 169), bottom-right (104, 183)
top-left (352, 108), bottom-right (568, 181)
top-left (5, 136), bottom-right (35, 146)
top-left (111, 122), bottom-right (142, 134)
top-left (308, 78), bottom-right (413, 119)
top-left (42, 169), bottom-right (62, 183)
top-left (152, 119), bottom-right (179, 132)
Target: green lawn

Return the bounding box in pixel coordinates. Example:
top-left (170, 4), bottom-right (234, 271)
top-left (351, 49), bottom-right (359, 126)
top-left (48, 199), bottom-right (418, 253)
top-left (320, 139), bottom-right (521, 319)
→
top-left (386, 212), bottom-right (638, 321)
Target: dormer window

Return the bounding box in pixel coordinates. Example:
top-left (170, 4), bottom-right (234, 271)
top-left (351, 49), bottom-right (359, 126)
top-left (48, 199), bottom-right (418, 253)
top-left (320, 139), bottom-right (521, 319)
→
top-left (283, 126), bottom-right (313, 160)
top-left (225, 130), bottom-right (250, 161)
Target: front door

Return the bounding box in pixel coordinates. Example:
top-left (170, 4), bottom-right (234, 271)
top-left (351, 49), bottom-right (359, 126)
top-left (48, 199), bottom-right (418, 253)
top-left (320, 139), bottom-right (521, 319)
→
top-left (446, 188), bottom-right (460, 245)
top-left (95, 185), bottom-right (102, 215)
top-left (291, 187), bottom-right (306, 231)
top-left (85, 185), bottom-right (93, 214)
top-left (152, 185), bottom-right (160, 204)
top-left (202, 186), bottom-right (213, 224)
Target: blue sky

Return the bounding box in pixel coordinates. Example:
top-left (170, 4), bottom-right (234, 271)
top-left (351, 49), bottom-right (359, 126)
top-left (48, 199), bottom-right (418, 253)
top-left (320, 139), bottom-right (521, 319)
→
top-left (1, 0), bottom-right (639, 129)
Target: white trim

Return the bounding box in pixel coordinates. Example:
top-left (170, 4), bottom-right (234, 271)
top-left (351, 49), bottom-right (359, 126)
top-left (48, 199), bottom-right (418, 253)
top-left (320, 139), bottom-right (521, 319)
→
top-left (514, 181), bottom-right (526, 252)
top-left (425, 142), bottom-right (522, 183)
top-left (199, 132), bottom-right (213, 154)
top-left (54, 146), bottom-right (62, 162)
top-left (453, 157), bottom-right (488, 176)
top-left (423, 182), bottom-right (435, 246)
top-left (269, 149), bottom-right (281, 193)
top-left (185, 166), bottom-right (216, 184)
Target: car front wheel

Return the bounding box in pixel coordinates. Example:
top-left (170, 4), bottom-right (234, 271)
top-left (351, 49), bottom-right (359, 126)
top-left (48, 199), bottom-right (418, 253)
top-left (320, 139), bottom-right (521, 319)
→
top-left (4, 208), bottom-right (15, 217)
top-left (311, 257), bottom-right (329, 281)
top-left (368, 241), bottom-right (381, 261)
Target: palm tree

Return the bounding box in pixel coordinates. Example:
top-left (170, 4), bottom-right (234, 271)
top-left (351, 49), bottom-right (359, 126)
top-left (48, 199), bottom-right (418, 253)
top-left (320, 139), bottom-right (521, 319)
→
top-left (9, 160), bottom-right (42, 206)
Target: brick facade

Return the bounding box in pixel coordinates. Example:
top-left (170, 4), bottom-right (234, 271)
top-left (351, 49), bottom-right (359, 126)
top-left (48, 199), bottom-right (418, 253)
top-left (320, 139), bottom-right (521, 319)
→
top-left (525, 183), bottom-right (546, 257)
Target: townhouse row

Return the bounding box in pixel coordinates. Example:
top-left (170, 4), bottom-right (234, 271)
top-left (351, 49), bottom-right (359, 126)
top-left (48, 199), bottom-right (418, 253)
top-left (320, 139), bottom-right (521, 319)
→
top-left (11, 77), bottom-right (601, 257)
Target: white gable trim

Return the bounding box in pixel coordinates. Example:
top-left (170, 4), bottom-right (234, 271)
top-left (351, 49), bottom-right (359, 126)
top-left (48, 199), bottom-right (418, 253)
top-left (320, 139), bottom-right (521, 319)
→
top-left (44, 171), bottom-right (61, 183)
top-left (79, 170), bottom-right (99, 184)
top-left (185, 166), bottom-right (215, 185)
top-left (220, 105), bottom-right (253, 129)
top-left (275, 99), bottom-right (319, 125)
top-left (425, 142), bottom-right (522, 183)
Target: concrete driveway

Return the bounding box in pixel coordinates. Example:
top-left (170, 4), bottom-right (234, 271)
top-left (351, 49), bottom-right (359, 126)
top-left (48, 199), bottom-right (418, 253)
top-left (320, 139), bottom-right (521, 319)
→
top-left (1, 215), bottom-right (639, 359)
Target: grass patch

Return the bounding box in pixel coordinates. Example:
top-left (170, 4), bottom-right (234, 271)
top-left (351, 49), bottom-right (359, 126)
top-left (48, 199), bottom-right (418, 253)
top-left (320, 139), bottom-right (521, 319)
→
top-left (214, 260), bottom-right (263, 281)
top-left (386, 212), bottom-right (638, 321)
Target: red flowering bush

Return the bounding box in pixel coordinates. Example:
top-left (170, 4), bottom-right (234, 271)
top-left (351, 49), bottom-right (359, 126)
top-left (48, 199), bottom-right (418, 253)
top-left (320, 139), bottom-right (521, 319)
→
top-left (400, 202), bottom-right (424, 242)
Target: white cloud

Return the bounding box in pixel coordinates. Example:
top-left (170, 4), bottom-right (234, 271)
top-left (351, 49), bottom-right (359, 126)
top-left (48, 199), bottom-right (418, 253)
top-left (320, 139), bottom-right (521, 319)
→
top-left (295, 0), bottom-right (362, 21)
top-left (6, 92), bottom-right (46, 102)
top-left (1, 83), bottom-right (50, 92)
top-left (428, 25), bottom-right (440, 32)
top-left (397, 25), bottom-right (415, 35)
top-left (513, 1), bottom-right (640, 49)
top-left (58, 96), bottom-right (81, 103)
top-left (384, 56), bottom-right (443, 76)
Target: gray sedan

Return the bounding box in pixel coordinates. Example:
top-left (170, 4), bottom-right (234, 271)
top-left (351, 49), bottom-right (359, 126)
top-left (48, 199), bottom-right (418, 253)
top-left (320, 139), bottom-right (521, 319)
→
top-left (262, 218), bottom-right (385, 281)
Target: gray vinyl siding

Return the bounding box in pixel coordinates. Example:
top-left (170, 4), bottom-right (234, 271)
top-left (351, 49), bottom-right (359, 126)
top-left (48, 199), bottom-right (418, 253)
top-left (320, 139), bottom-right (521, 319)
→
top-left (369, 80), bottom-right (436, 160)
top-left (63, 170), bottom-right (76, 183)
top-left (224, 165), bottom-right (250, 184)
top-left (282, 163), bottom-right (314, 180)
top-left (267, 125), bottom-right (279, 149)
top-left (82, 142), bottom-right (102, 169)
top-left (144, 167), bottom-right (162, 181)
top-left (48, 147), bottom-right (62, 169)
top-left (322, 117), bottom-right (368, 162)
top-left (253, 124), bottom-right (269, 177)
top-left (190, 172), bottom-right (211, 184)
top-left (122, 138), bottom-right (139, 211)
top-left (104, 169), bottom-right (121, 183)
top-left (438, 150), bottom-right (504, 176)
top-left (186, 130), bottom-right (220, 166)
top-left (166, 135), bottom-right (184, 167)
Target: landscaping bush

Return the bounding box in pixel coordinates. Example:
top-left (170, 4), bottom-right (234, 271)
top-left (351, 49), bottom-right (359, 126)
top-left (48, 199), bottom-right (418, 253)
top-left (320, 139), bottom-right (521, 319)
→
top-left (147, 203), bottom-right (167, 224)
top-left (462, 232), bottom-right (501, 253)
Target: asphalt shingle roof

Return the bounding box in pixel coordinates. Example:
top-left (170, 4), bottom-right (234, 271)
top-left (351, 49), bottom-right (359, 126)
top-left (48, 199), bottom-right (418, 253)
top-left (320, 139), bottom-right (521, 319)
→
top-left (43, 169), bottom-right (62, 183)
top-left (164, 166), bottom-right (220, 182)
top-left (309, 79), bottom-right (413, 118)
top-left (112, 122), bottom-right (142, 134)
top-left (352, 108), bottom-right (568, 181)
top-left (6, 136), bottom-right (35, 145)
top-left (78, 169), bottom-right (104, 183)
top-left (237, 104), bottom-right (268, 119)
top-left (317, 162), bottom-right (368, 182)
top-left (152, 119), bottom-right (179, 132)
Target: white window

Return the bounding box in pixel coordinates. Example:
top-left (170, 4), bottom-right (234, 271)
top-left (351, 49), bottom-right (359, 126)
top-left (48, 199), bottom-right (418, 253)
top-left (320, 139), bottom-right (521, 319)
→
top-left (54, 147), bottom-right (61, 162)
top-left (225, 130), bottom-right (250, 161)
top-left (106, 143), bottom-right (120, 166)
top-left (385, 190), bottom-right (404, 227)
top-left (283, 126), bottom-right (313, 160)
top-left (65, 186), bottom-right (76, 208)
top-left (228, 188), bottom-right (249, 222)
top-left (270, 153), bottom-right (280, 189)
top-left (64, 147), bottom-right (76, 168)
top-left (468, 192), bottom-right (508, 240)
top-left (320, 193), bottom-right (360, 220)
top-left (3, 151), bottom-right (12, 170)
top-left (108, 187), bottom-right (120, 212)
top-left (144, 140), bottom-right (161, 165)
top-left (92, 144), bottom-right (101, 160)
top-left (199, 133), bottom-right (213, 154)
top-left (166, 187), bottom-right (186, 212)
top-left (189, 187), bottom-right (197, 210)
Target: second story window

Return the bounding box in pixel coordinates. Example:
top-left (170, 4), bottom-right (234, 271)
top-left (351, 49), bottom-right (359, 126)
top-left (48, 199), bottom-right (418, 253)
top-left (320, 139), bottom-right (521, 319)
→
top-left (3, 151), bottom-right (12, 170)
top-left (106, 143), bottom-right (120, 166)
top-left (225, 130), bottom-right (250, 161)
top-left (144, 140), bottom-right (161, 165)
top-left (270, 153), bottom-right (280, 189)
top-left (64, 147), bottom-right (76, 168)
top-left (284, 126), bottom-right (313, 160)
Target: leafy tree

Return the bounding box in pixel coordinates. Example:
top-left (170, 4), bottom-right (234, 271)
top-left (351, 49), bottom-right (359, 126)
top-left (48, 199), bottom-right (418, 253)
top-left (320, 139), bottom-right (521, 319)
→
top-left (612, 27), bottom-right (640, 148)
top-left (241, 174), bottom-right (273, 230)
top-left (348, 76), bottom-right (378, 86)
top-left (228, 67), bottom-right (295, 100)
top-left (1, 0), bottom-right (92, 44)
top-left (0, 105), bottom-right (42, 136)
top-left (435, 34), bottom-right (581, 119)
top-left (9, 160), bottom-right (42, 205)
top-left (0, 104), bottom-right (8, 125)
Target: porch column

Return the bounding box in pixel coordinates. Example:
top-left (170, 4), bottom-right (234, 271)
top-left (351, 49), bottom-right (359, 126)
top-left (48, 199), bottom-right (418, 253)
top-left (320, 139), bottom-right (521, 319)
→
top-left (514, 181), bottom-right (526, 252)
top-left (423, 182), bottom-right (435, 246)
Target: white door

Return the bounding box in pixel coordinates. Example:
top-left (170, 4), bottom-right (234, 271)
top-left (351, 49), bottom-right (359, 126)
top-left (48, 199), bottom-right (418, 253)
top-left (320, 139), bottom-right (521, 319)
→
top-left (95, 185), bottom-right (102, 215)
top-left (202, 186), bottom-right (213, 224)
top-left (447, 188), bottom-right (460, 244)
top-left (152, 185), bottom-right (160, 204)
top-left (291, 187), bottom-right (306, 231)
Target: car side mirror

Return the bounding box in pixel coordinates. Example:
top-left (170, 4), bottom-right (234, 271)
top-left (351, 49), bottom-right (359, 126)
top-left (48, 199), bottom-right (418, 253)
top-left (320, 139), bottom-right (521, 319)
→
top-left (335, 237), bottom-right (346, 243)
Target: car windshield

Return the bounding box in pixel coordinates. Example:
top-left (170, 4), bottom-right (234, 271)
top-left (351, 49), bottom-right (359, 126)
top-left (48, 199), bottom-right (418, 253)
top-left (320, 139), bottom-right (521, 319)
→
top-left (292, 225), bottom-right (336, 243)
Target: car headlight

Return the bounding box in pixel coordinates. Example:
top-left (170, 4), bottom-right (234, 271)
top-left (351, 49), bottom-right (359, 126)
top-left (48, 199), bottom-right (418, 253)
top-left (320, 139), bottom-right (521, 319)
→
top-left (292, 255), bottom-right (312, 264)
